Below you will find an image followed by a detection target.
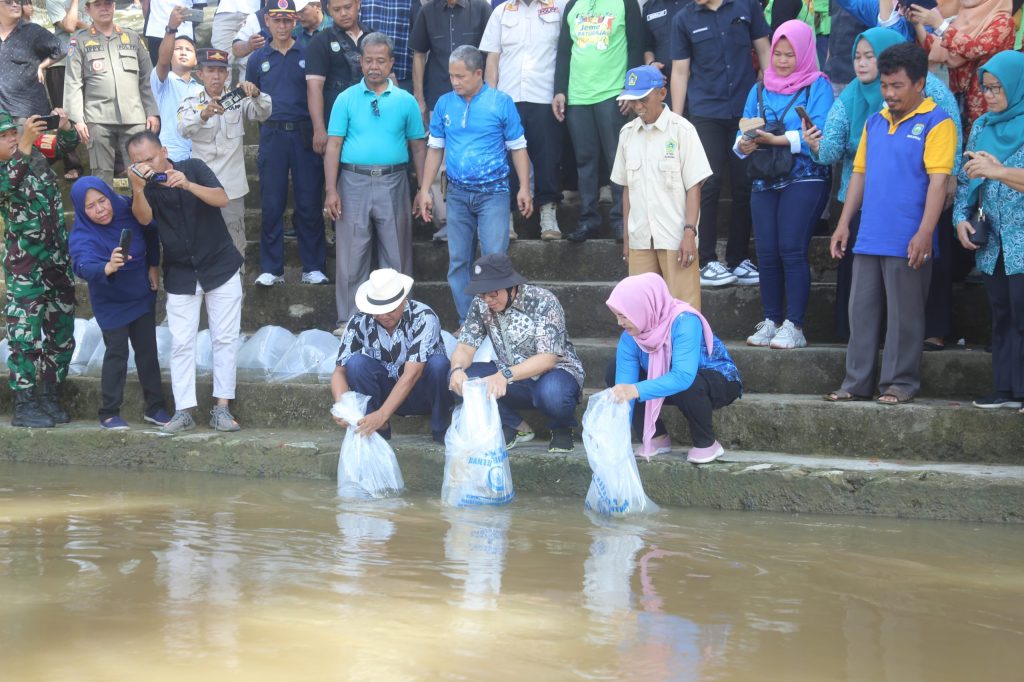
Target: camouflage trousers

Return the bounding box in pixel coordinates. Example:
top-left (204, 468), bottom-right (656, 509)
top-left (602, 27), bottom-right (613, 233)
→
top-left (4, 268), bottom-right (76, 391)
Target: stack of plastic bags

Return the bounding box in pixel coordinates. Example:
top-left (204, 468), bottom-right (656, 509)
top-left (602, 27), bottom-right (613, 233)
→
top-left (235, 325), bottom-right (338, 382)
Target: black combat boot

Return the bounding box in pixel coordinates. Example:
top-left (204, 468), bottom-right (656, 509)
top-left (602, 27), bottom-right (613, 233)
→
top-left (11, 389), bottom-right (55, 428)
top-left (37, 381), bottom-right (71, 424)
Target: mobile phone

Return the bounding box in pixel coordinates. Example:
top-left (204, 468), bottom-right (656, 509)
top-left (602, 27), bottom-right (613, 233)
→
top-left (40, 114), bottom-right (61, 130)
top-left (897, 0), bottom-right (937, 9)
top-left (187, 8), bottom-right (205, 23)
top-left (218, 86), bottom-right (246, 109)
top-left (130, 166), bottom-right (169, 183)
top-left (118, 228), bottom-right (133, 255)
top-left (742, 129), bottom-right (759, 140)
top-left (794, 105), bottom-right (814, 128)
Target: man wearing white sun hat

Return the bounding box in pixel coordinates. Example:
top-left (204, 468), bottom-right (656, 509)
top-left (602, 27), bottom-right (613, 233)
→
top-left (331, 268), bottom-right (452, 443)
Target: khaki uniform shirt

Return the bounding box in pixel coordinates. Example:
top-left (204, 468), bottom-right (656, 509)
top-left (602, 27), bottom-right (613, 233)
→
top-left (177, 90), bottom-right (272, 200)
top-left (63, 24), bottom-right (157, 126)
top-left (610, 104), bottom-right (712, 251)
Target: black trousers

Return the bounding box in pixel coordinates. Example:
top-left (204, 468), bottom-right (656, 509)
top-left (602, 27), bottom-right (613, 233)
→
top-left (509, 102), bottom-right (565, 208)
top-left (605, 360), bottom-right (741, 448)
top-left (42, 66), bottom-right (84, 173)
top-left (99, 310), bottom-right (166, 419)
top-left (690, 115), bottom-right (753, 269)
top-left (985, 252), bottom-right (1024, 399)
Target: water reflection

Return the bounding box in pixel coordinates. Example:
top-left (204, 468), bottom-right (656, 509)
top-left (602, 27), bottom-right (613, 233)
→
top-left (333, 499), bottom-right (400, 589)
top-left (442, 507), bottom-right (511, 611)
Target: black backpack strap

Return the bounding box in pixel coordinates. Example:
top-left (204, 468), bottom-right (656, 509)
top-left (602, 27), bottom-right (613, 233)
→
top-left (778, 85), bottom-right (810, 121)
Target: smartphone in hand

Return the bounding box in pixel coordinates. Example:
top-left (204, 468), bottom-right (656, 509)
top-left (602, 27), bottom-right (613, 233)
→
top-left (186, 8), bottom-right (205, 23)
top-left (118, 228), bottom-right (133, 255)
top-left (40, 114), bottom-right (61, 130)
top-left (794, 105), bottom-right (814, 129)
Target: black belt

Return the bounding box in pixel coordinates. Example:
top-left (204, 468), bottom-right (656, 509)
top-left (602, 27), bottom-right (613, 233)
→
top-left (340, 163), bottom-right (408, 177)
top-left (263, 120), bottom-right (308, 131)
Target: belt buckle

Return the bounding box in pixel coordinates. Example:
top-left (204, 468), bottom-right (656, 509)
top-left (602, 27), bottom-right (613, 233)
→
top-left (370, 168), bottom-right (382, 177)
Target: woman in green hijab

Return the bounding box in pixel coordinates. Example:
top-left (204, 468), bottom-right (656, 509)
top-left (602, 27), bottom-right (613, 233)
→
top-left (804, 27), bottom-right (964, 342)
top-left (953, 50), bottom-right (1024, 413)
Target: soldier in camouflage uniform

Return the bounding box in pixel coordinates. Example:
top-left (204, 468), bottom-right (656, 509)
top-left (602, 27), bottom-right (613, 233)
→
top-left (0, 110), bottom-right (79, 428)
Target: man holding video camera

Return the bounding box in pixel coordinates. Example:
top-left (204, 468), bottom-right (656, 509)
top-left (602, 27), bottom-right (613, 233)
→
top-left (0, 110), bottom-right (79, 428)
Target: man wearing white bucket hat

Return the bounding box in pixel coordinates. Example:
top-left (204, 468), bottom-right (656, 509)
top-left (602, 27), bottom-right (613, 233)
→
top-left (331, 268), bottom-right (451, 442)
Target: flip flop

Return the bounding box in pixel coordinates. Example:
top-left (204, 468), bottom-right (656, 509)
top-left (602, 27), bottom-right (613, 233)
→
top-left (63, 169), bottom-right (80, 180)
top-left (824, 391), bottom-right (869, 402)
top-left (877, 392), bottom-right (913, 405)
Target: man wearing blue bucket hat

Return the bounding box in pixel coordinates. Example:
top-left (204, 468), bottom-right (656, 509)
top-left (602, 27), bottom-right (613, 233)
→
top-left (611, 65), bottom-right (711, 309)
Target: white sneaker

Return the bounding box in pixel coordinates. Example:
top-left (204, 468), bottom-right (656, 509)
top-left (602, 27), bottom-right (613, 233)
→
top-left (700, 261), bottom-right (738, 287)
top-left (539, 203), bottom-right (561, 240)
top-left (770, 320), bottom-right (807, 349)
top-left (732, 259), bottom-right (760, 285)
top-left (301, 270), bottom-right (329, 285)
top-left (746, 318), bottom-right (778, 347)
top-left (254, 273), bottom-right (284, 287)
top-left (509, 214), bottom-right (518, 241)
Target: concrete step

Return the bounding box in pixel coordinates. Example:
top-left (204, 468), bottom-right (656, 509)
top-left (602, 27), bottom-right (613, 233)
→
top-left (11, 378), bottom-right (1020, 464)
top-left (71, 278), bottom-right (992, 344)
top-left (2, 423), bottom-right (1021, 522)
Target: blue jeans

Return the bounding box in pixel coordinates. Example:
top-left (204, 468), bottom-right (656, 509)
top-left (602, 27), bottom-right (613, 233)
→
top-left (750, 179), bottom-right (829, 327)
top-left (465, 362), bottom-right (580, 430)
top-left (343, 353), bottom-right (452, 439)
top-left (446, 185), bottom-right (510, 320)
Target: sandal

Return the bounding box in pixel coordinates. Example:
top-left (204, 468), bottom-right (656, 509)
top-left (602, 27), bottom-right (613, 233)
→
top-left (877, 392), bottom-right (913, 405)
top-left (824, 390), bottom-right (869, 402)
top-left (63, 169), bottom-right (80, 180)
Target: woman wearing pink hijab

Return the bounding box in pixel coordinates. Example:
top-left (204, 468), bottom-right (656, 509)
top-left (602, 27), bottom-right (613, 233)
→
top-left (605, 273), bottom-right (742, 464)
top-left (734, 19), bottom-right (834, 351)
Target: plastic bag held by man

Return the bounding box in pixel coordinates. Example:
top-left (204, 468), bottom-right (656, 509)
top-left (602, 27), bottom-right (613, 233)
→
top-left (583, 390), bottom-right (659, 517)
top-left (442, 379), bottom-right (515, 507)
top-left (334, 392), bottom-right (405, 499)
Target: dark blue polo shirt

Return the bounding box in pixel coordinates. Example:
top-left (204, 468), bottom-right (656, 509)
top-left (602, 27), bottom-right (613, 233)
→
top-left (246, 41), bottom-right (312, 122)
top-left (670, 0), bottom-right (769, 120)
top-left (643, 0), bottom-right (690, 81)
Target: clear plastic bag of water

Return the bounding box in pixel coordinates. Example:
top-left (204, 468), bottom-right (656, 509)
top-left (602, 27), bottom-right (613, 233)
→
top-left (333, 391), bottom-right (404, 500)
top-left (272, 329), bottom-right (338, 383)
top-left (583, 389), bottom-right (659, 517)
top-left (441, 379), bottom-right (515, 507)
top-left (235, 325), bottom-right (296, 381)
top-left (69, 318), bottom-right (102, 376)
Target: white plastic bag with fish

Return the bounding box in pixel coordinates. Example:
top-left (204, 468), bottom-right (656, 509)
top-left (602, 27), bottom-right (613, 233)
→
top-left (442, 379), bottom-right (515, 507)
top-left (333, 391), bottom-right (404, 499)
top-left (583, 390), bottom-right (659, 517)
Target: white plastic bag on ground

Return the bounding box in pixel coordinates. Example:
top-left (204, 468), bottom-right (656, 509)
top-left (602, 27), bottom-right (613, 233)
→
top-left (84, 337), bottom-right (107, 377)
top-left (334, 391), bottom-right (405, 499)
top-left (155, 325), bottom-right (172, 372)
top-left (0, 338), bottom-right (9, 367)
top-left (235, 325), bottom-right (295, 381)
top-left (69, 318), bottom-right (102, 376)
top-left (442, 379), bottom-right (515, 507)
top-left (442, 331), bottom-right (496, 363)
top-left (273, 329), bottom-right (338, 382)
top-left (195, 329), bottom-right (213, 376)
top-left (583, 389), bottom-right (659, 517)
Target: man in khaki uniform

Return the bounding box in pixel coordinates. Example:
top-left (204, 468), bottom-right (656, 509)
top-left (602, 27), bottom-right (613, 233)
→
top-left (611, 65), bottom-right (711, 310)
top-left (63, 0), bottom-right (159, 185)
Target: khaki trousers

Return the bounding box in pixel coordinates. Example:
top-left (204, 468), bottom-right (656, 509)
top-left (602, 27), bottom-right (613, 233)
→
top-left (628, 248), bottom-right (702, 310)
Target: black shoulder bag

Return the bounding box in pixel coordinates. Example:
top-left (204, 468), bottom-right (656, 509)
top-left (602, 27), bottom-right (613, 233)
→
top-left (747, 83), bottom-right (809, 182)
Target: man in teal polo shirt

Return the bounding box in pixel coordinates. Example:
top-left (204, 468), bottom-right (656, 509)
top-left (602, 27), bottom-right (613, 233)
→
top-left (324, 32), bottom-right (427, 333)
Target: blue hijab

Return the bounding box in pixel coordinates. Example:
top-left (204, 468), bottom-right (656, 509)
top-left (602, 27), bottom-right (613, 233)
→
top-left (70, 176), bottom-right (139, 236)
top-left (968, 50), bottom-right (1024, 205)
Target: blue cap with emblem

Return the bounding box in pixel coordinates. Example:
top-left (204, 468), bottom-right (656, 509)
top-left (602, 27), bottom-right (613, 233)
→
top-left (617, 65), bottom-right (666, 101)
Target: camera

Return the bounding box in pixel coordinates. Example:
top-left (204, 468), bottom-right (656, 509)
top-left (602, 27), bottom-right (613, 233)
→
top-left (218, 86), bottom-right (247, 110)
top-left (130, 166), bottom-right (168, 183)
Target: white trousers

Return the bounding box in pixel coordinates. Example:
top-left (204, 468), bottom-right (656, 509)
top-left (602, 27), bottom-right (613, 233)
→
top-left (165, 272), bottom-right (243, 410)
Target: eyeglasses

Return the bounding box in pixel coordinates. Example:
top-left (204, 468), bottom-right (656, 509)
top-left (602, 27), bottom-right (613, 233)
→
top-left (371, 98), bottom-right (380, 117)
top-left (0, 1), bottom-right (22, 7)
top-left (981, 84), bottom-right (1004, 95)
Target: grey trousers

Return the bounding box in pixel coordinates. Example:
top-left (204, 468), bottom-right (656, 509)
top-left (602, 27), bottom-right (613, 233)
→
top-left (87, 122), bottom-right (145, 186)
top-left (220, 197), bottom-right (246, 274)
top-left (840, 254), bottom-right (932, 400)
top-left (334, 168), bottom-right (412, 323)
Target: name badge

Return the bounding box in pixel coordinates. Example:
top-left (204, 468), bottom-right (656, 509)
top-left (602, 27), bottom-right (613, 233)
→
top-left (647, 9), bottom-right (667, 20)
top-left (539, 6), bottom-right (558, 15)
top-left (331, 41), bottom-right (340, 52)
top-left (261, 60), bottom-right (270, 72)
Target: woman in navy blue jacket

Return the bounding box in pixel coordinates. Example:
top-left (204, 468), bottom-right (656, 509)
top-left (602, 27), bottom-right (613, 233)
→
top-left (68, 177), bottom-right (170, 430)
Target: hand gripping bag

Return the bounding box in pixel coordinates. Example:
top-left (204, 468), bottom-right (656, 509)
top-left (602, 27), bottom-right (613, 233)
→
top-left (583, 390), bottom-right (659, 517)
top-left (333, 391), bottom-right (405, 500)
top-left (441, 378), bottom-right (515, 507)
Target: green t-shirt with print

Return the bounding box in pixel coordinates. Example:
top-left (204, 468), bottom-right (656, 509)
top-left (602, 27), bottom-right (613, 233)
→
top-left (566, 0), bottom-right (629, 105)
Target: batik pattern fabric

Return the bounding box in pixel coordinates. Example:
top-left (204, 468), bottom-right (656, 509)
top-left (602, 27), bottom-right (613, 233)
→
top-left (337, 299), bottom-right (445, 379)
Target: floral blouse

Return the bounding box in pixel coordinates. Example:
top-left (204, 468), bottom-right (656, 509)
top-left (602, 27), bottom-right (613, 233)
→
top-left (920, 15), bottom-right (1015, 133)
top-left (458, 284), bottom-right (586, 388)
top-left (952, 123), bottom-right (1024, 277)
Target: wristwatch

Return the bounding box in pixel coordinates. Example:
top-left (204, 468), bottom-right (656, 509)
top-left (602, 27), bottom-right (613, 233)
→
top-left (683, 224), bottom-right (697, 234)
top-left (501, 367), bottom-right (514, 384)
top-left (446, 366), bottom-right (465, 383)
top-left (935, 18), bottom-right (953, 38)
top-left (165, 26), bottom-right (178, 34)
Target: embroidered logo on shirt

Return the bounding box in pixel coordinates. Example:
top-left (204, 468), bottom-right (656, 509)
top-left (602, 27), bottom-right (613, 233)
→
top-left (261, 60), bottom-right (270, 72)
top-left (331, 41), bottom-right (340, 52)
top-left (91, 59), bottom-right (107, 73)
top-left (299, 59), bottom-right (306, 68)
top-left (665, 140), bottom-right (677, 159)
top-left (121, 33), bottom-right (130, 45)
top-left (443, 113), bottom-right (452, 127)
top-left (474, 265), bottom-right (482, 274)
top-left (911, 123), bottom-right (924, 136)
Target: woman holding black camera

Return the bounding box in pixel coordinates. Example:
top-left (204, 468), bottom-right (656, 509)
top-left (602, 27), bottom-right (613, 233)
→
top-left (68, 177), bottom-right (171, 429)
top-left (953, 51), bottom-right (1024, 413)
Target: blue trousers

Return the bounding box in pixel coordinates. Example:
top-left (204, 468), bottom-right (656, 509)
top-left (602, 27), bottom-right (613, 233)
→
top-left (465, 362), bottom-right (580, 430)
top-left (343, 353), bottom-right (452, 439)
top-left (446, 185), bottom-right (510, 320)
top-left (750, 179), bottom-right (829, 327)
top-left (257, 126), bottom-right (326, 276)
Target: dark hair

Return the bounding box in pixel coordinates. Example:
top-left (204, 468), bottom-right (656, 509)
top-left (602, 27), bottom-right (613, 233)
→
top-left (126, 130), bottom-right (162, 153)
top-left (878, 43), bottom-right (928, 84)
top-left (174, 35), bottom-right (196, 47)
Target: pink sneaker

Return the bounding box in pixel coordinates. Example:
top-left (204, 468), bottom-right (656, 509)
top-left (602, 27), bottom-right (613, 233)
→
top-left (634, 434), bottom-right (672, 462)
top-left (687, 441), bottom-right (724, 465)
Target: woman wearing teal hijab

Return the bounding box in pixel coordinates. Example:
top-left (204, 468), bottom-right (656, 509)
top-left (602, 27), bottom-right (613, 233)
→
top-left (804, 28), bottom-right (964, 341)
top-left (952, 50), bottom-right (1024, 413)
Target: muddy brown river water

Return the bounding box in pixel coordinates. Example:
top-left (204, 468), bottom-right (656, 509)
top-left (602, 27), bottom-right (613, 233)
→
top-left (1, 462), bottom-right (1022, 681)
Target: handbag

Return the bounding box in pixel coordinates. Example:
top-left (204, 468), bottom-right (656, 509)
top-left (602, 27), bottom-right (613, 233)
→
top-left (967, 200), bottom-right (991, 247)
top-left (746, 84), bottom-right (809, 182)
